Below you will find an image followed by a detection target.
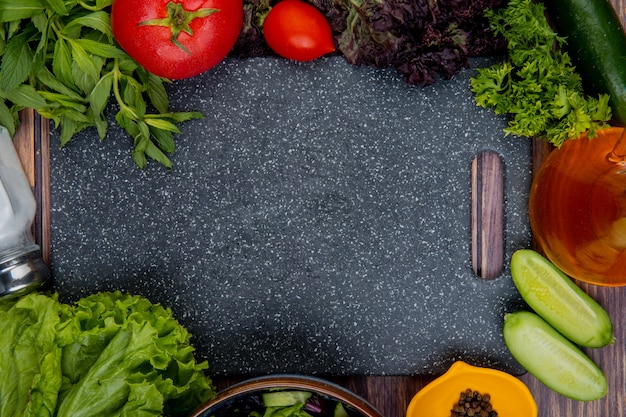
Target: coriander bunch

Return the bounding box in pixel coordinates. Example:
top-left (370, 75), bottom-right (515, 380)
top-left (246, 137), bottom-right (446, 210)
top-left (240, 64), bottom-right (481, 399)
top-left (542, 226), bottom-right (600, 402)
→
top-left (470, 0), bottom-right (611, 147)
top-left (0, 0), bottom-right (203, 169)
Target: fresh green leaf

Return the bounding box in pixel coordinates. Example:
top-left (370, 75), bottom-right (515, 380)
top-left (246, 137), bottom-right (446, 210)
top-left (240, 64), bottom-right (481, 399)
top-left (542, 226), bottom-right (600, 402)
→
top-left (138, 69), bottom-right (169, 114)
top-left (0, 30), bottom-right (34, 91)
top-left (0, 0), bottom-right (44, 22)
top-left (145, 140), bottom-right (173, 169)
top-left (88, 71), bottom-right (113, 116)
top-left (144, 117), bottom-right (180, 133)
top-left (2, 84), bottom-right (47, 109)
top-left (64, 11), bottom-right (113, 38)
top-left (149, 127), bottom-right (175, 153)
top-left (41, 0), bottom-right (68, 16)
top-left (72, 38), bottom-right (127, 59)
top-left (52, 38), bottom-right (74, 88)
top-left (36, 67), bottom-right (84, 101)
top-left (470, 0), bottom-right (611, 146)
top-left (0, 291), bottom-right (215, 417)
top-left (68, 39), bottom-right (100, 83)
top-left (0, 99), bottom-right (16, 135)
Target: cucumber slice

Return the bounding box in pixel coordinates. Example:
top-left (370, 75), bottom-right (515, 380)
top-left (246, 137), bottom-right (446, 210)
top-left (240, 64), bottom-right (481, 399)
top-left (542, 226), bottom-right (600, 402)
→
top-left (262, 391), bottom-right (312, 407)
top-left (511, 249), bottom-right (614, 348)
top-left (334, 402), bottom-right (349, 417)
top-left (503, 311), bottom-right (607, 401)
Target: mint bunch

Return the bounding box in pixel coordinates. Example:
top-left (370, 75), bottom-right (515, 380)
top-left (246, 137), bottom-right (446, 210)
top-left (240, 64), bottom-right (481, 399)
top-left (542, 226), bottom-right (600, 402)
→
top-left (0, 0), bottom-right (203, 169)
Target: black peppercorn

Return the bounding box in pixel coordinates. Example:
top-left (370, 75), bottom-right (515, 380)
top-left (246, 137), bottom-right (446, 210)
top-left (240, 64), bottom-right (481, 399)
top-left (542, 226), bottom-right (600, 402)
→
top-left (450, 389), bottom-right (498, 417)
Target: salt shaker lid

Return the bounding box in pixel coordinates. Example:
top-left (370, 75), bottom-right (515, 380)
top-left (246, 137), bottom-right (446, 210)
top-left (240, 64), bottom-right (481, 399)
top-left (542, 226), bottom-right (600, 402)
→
top-left (0, 248), bottom-right (49, 299)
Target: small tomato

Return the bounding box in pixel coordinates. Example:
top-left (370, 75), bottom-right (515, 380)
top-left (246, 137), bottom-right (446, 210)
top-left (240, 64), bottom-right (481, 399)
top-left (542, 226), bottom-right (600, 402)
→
top-left (262, 0), bottom-right (335, 62)
top-left (111, 0), bottom-right (243, 79)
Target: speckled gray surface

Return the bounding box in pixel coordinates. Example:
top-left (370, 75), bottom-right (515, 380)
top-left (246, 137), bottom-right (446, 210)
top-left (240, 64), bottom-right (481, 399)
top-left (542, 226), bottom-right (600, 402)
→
top-left (49, 56), bottom-right (531, 377)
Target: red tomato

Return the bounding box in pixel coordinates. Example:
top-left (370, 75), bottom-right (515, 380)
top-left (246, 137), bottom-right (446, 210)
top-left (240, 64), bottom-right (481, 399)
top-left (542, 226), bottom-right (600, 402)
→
top-left (111, 0), bottom-right (243, 79)
top-left (262, 0), bottom-right (335, 62)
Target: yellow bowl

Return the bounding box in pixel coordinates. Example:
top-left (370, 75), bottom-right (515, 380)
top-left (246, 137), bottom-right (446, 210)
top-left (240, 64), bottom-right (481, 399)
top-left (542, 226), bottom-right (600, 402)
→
top-left (406, 361), bottom-right (537, 417)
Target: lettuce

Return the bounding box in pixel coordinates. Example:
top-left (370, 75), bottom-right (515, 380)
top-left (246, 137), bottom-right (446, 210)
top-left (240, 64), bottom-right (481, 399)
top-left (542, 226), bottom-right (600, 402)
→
top-left (0, 291), bottom-right (215, 417)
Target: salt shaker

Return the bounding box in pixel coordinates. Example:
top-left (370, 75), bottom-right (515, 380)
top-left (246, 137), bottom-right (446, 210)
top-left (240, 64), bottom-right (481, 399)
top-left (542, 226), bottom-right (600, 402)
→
top-left (0, 126), bottom-right (49, 298)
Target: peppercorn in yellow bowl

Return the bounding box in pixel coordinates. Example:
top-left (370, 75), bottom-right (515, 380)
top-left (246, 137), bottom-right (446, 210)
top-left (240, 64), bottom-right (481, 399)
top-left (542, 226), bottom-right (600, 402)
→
top-left (406, 361), bottom-right (537, 417)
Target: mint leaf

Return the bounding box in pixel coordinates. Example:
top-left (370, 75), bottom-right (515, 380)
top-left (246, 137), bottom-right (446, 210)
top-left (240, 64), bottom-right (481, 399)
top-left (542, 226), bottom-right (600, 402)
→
top-left (0, 30), bottom-right (33, 91)
top-left (0, 0), bottom-right (44, 22)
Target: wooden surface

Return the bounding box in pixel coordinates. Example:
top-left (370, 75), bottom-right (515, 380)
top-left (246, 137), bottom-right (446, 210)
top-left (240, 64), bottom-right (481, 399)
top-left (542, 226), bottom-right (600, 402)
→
top-left (12, 1), bottom-right (626, 415)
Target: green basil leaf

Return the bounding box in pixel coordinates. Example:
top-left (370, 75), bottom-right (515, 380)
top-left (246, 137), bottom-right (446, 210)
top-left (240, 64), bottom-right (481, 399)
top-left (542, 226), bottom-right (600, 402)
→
top-left (52, 39), bottom-right (74, 88)
top-left (65, 11), bottom-right (113, 38)
top-left (0, 0), bottom-right (44, 22)
top-left (72, 38), bottom-right (126, 59)
top-left (0, 31), bottom-right (33, 91)
top-left (3, 84), bottom-right (47, 109)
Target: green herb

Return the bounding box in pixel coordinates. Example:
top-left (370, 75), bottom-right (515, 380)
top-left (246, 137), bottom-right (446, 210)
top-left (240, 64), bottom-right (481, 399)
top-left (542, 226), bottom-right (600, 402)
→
top-left (0, 0), bottom-right (203, 169)
top-left (470, 0), bottom-right (611, 146)
top-left (0, 291), bottom-right (215, 417)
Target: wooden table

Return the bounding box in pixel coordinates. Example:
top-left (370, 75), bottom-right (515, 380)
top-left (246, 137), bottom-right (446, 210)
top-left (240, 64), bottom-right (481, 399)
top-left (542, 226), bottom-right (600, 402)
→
top-left (12, 2), bottom-right (626, 415)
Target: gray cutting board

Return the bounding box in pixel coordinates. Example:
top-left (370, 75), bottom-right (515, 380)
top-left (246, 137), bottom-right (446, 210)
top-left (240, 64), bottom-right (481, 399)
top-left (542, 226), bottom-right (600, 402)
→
top-left (49, 56), bottom-right (531, 377)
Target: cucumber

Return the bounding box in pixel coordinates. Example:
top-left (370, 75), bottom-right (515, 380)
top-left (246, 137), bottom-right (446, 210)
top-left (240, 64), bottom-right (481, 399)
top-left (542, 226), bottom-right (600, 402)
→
top-left (262, 391), bottom-right (312, 407)
top-left (334, 402), bottom-right (349, 417)
top-left (510, 249), bottom-right (614, 348)
top-left (544, 0), bottom-right (626, 125)
top-left (503, 311), bottom-right (608, 401)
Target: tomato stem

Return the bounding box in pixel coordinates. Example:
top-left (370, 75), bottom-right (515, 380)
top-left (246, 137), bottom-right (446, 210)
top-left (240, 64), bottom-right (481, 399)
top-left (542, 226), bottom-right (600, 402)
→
top-left (138, 2), bottom-right (219, 54)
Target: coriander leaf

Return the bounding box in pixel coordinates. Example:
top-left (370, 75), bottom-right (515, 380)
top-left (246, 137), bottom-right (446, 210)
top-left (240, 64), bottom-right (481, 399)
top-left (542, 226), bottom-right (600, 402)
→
top-left (470, 0), bottom-right (611, 146)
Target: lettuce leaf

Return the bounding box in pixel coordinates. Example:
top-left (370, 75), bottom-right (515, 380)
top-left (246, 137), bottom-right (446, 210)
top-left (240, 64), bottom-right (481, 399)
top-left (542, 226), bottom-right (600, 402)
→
top-left (0, 291), bottom-right (215, 417)
top-left (0, 293), bottom-right (65, 417)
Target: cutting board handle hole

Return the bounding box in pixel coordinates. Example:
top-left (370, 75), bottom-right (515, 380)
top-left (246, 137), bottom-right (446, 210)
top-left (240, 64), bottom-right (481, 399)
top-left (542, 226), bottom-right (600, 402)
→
top-left (471, 150), bottom-right (504, 279)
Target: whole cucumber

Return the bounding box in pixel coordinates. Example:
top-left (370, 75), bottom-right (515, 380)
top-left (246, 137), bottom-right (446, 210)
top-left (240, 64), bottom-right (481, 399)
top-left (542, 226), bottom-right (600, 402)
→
top-left (544, 0), bottom-right (626, 125)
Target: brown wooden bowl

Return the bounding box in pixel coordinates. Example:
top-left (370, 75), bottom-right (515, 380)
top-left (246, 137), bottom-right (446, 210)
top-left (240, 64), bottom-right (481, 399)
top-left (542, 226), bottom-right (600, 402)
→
top-left (189, 374), bottom-right (384, 417)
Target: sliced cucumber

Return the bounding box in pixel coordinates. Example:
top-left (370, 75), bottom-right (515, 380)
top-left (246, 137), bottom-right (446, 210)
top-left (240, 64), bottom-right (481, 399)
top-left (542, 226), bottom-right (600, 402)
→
top-left (334, 402), bottom-right (349, 417)
top-left (503, 311), bottom-right (607, 401)
top-left (511, 249), bottom-right (614, 348)
top-left (262, 391), bottom-right (312, 407)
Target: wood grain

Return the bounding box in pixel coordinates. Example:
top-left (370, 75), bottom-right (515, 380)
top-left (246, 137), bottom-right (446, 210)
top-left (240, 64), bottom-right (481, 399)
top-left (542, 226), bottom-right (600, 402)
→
top-left (471, 151), bottom-right (504, 279)
top-left (12, 1), bottom-right (626, 417)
